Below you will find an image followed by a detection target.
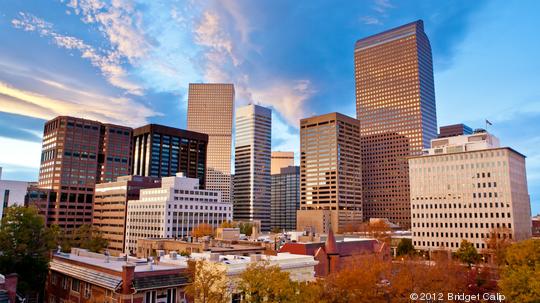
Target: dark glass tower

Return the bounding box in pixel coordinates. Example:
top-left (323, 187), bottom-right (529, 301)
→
top-left (354, 20), bottom-right (437, 228)
top-left (132, 124), bottom-right (208, 187)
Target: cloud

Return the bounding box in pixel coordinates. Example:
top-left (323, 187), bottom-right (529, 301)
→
top-left (373, 0), bottom-right (395, 13)
top-left (11, 12), bottom-right (143, 94)
top-left (360, 16), bottom-right (383, 25)
top-left (0, 80), bottom-right (158, 127)
top-left (0, 137), bottom-right (42, 170)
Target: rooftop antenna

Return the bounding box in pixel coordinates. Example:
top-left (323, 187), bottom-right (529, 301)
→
top-left (485, 119), bottom-right (492, 131)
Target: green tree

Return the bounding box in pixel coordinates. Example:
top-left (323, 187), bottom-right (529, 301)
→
top-left (237, 261), bottom-right (297, 303)
top-left (238, 222), bottom-right (253, 236)
top-left (499, 239), bottom-right (540, 302)
top-left (61, 224), bottom-right (108, 253)
top-left (396, 238), bottom-right (415, 256)
top-left (455, 240), bottom-right (481, 267)
top-left (185, 260), bottom-right (230, 303)
top-left (0, 206), bottom-right (54, 297)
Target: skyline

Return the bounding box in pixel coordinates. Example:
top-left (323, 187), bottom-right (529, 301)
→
top-left (0, 0), bottom-right (539, 214)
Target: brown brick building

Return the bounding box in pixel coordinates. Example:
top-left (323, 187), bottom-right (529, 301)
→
top-left (36, 116), bottom-right (132, 229)
top-left (92, 176), bottom-right (162, 255)
top-left (354, 20), bottom-right (438, 228)
top-left (297, 113), bottom-right (362, 233)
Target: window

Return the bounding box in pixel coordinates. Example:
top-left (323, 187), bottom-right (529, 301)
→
top-left (71, 278), bottom-right (80, 292)
top-left (62, 277), bottom-right (69, 290)
top-left (83, 283), bottom-right (91, 298)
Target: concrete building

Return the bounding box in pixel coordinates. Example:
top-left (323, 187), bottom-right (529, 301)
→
top-left (188, 83), bottom-right (234, 204)
top-left (125, 173), bottom-right (232, 254)
top-left (355, 20), bottom-right (438, 228)
top-left (297, 113), bottom-right (362, 233)
top-left (279, 230), bottom-right (389, 277)
top-left (46, 248), bottom-right (189, 303)
top-left (0, 273), bottom-right (18, 303)
top-left (37, 116), bottom-right (132, 229)
top-left (135, 237), bottom-right (265, 258)
top-left (0, 177), bottom-right (33, 219)
top-left (234, 104), bottom-right (272, 231)
top-left (410, 131), bottom-right (532, 252)
top-left (271, 166), bottom-right (300, 231)
top-left (132, 124), bottom-right (208, 187)
top-left (439, 124), bottom-right (473, 138)
top-left (92, 176), bottom-right (161, 255)
top-left (271, 151), bottom-right (294, 175)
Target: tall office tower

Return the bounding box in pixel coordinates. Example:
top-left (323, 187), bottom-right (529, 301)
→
top-left (410, 131), bottom-right (532, 253)
top-left (187, 83), bottom-right (234, 204)
top-left (354, 20), bottom-right (437, 228)
top-left (438, 124), bottom-right (473, 138)
top-left (37, 116), bottom-right (132, 229)
top-left (92, 176), bottom-right (161, 255)
top-left (271, 166), bottom-right (300, 231)
top-left (297, 113), bottom-right (362, 234)
top-left (271, 151), bottom-right (295, 175)
top-left (234, 104), bottom-right (272, 231)
top-left (125, 173), bottom-right (232, 254)
top-left (131, 124), bottom-right (208, 188)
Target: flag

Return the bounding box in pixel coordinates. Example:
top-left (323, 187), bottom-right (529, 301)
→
top-left (486, 119), bottom-right (492, 126)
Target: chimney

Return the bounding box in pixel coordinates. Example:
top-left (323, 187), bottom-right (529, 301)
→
top-left (5, 274), bottom-right (17, 303)
top-left (121, 264), bottom-right (136, 295)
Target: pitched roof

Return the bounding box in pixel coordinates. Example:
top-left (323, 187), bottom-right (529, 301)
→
top-left (50, 260), bottom-right (122, 290)
top-left (132, 274), bottom-right (189, 291)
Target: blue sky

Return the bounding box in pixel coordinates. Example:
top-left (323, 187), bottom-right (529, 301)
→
top-left (0, 0), bottom-right (538, 214)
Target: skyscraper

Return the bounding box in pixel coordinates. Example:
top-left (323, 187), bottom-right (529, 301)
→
top-left (187, 83), bottom-right (234, 204)
top-left (271, 166), bottom-right (300, 231)
top-left (234, 104), bottom-right (272, 231)
top-left (297, 113), bottom-right (362, 233)
top-left (37, 116), bottom-right (132, 229)
top-left (354, 20), bottom-right (437, 228)
top-left (131, 124), bottom-right (208, 187)
top-left (271, 151), bottom-right (295, 175)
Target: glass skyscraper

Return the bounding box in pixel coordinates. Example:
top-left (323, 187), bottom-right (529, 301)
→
top-left (234, 104), bottom-right (272, 231)
top-left (354, 20), bottom-right (437, 228)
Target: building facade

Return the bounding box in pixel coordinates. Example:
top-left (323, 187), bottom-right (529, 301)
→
top-left (234, 104), bottom-right (272, 231)
top-left (125, 173), bottom-right (232, 254)
top-left (439, 124), bottom-right (473, 138)
top-left (271, 166), bottom-right (300, 231)
top-left (92, 176), bottom-right (161, 255)
top-left (0, 179), bottom-right (33, 219)
top-left (410, 132), bottom-right (532, 252)
top-left (297, 113), bottom-right (362, 233)
top-left (131, 124), bottom-right (208, 188)
top-left (271, 151), bottom-right (295, 175)
top-left (46, 248), bottom-right (189, 303)
top-left (37, 116), bottom-right (132, 229)
top-left (355, 20), bottom-right (437, 228)
top-left (187, 83), bottom-right (234, 205)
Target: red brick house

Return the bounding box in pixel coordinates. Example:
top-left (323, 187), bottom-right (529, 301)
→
top-left (279, 230), bottom-right (390, 276)
top-left (46, 248), bottom-right (189, 303)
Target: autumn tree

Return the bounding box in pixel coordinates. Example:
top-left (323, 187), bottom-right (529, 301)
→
top-left (237, 261), bottom-right (297, 303)
top-left (220, 221), bottom-right (236, 228)
top-left (396, 238), bottom-right (415, 256)
top-left (0, 206), bottom-right (54, 298)
top-left (483, 227), bottom-right (513, 266)
top-left (499, 239), bottom-right (540, 302)
top-left (185, 259), bottom-right (230, 303)
top-left (238, 222), bottom-right (253, 236)
top-left (455, 240), bottom-right (481, 267)
top-left (192, 223), bottom-right (214, 238)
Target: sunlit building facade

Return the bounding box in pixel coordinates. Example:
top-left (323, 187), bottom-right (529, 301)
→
top-left (187, 83), bottom-right (234, 204)
top-left (271, 151), bottom-right (295, 175)
top-left (297, 113), bottom-right (362, 233)
top-left (354, 20), bottom-right (437, 228)
top-left (234, 104), bottom-right (272, 231)
top-left (410, 132), bottom-right (532, 252)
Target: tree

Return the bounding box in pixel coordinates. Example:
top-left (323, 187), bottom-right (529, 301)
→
top-left (396, 238), bottom-right (415, 256)
top-left (483, 227), bottom-right (513, 266)
top-left (499, 239), bottom-right (540, 302)
top-left (220, 221), bottom-right (236, 228)
top-left (52, 224), bottom-right (108, 253)
top-left (0, 206), bottom-right (54, 297)
top-left (237, 261), bottom-right (297, 303)
top-left (192, 223), bottom-right (214, 238)
top-left (455, 240), bottom-right (481, 267)
top-left (238, 222), bottom-right (253, 236)
top-left (185, 260), bottom-right (230, 303)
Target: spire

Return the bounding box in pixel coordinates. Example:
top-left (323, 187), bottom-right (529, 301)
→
top-left (325, 229), bottom-right (339, 255)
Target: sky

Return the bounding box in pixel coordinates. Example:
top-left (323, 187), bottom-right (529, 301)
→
top-left (0, 0), bottom-right (539, 214)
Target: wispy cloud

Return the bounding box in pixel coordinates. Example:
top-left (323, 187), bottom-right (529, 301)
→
top-left (360, 16), bottom-right (383, 25)
top-left (373, 0), bottom-right (395, 13)
top-left (11, 12), bottom-right (143, 94)
top-left (0, 80), bottom-right (158, 126)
